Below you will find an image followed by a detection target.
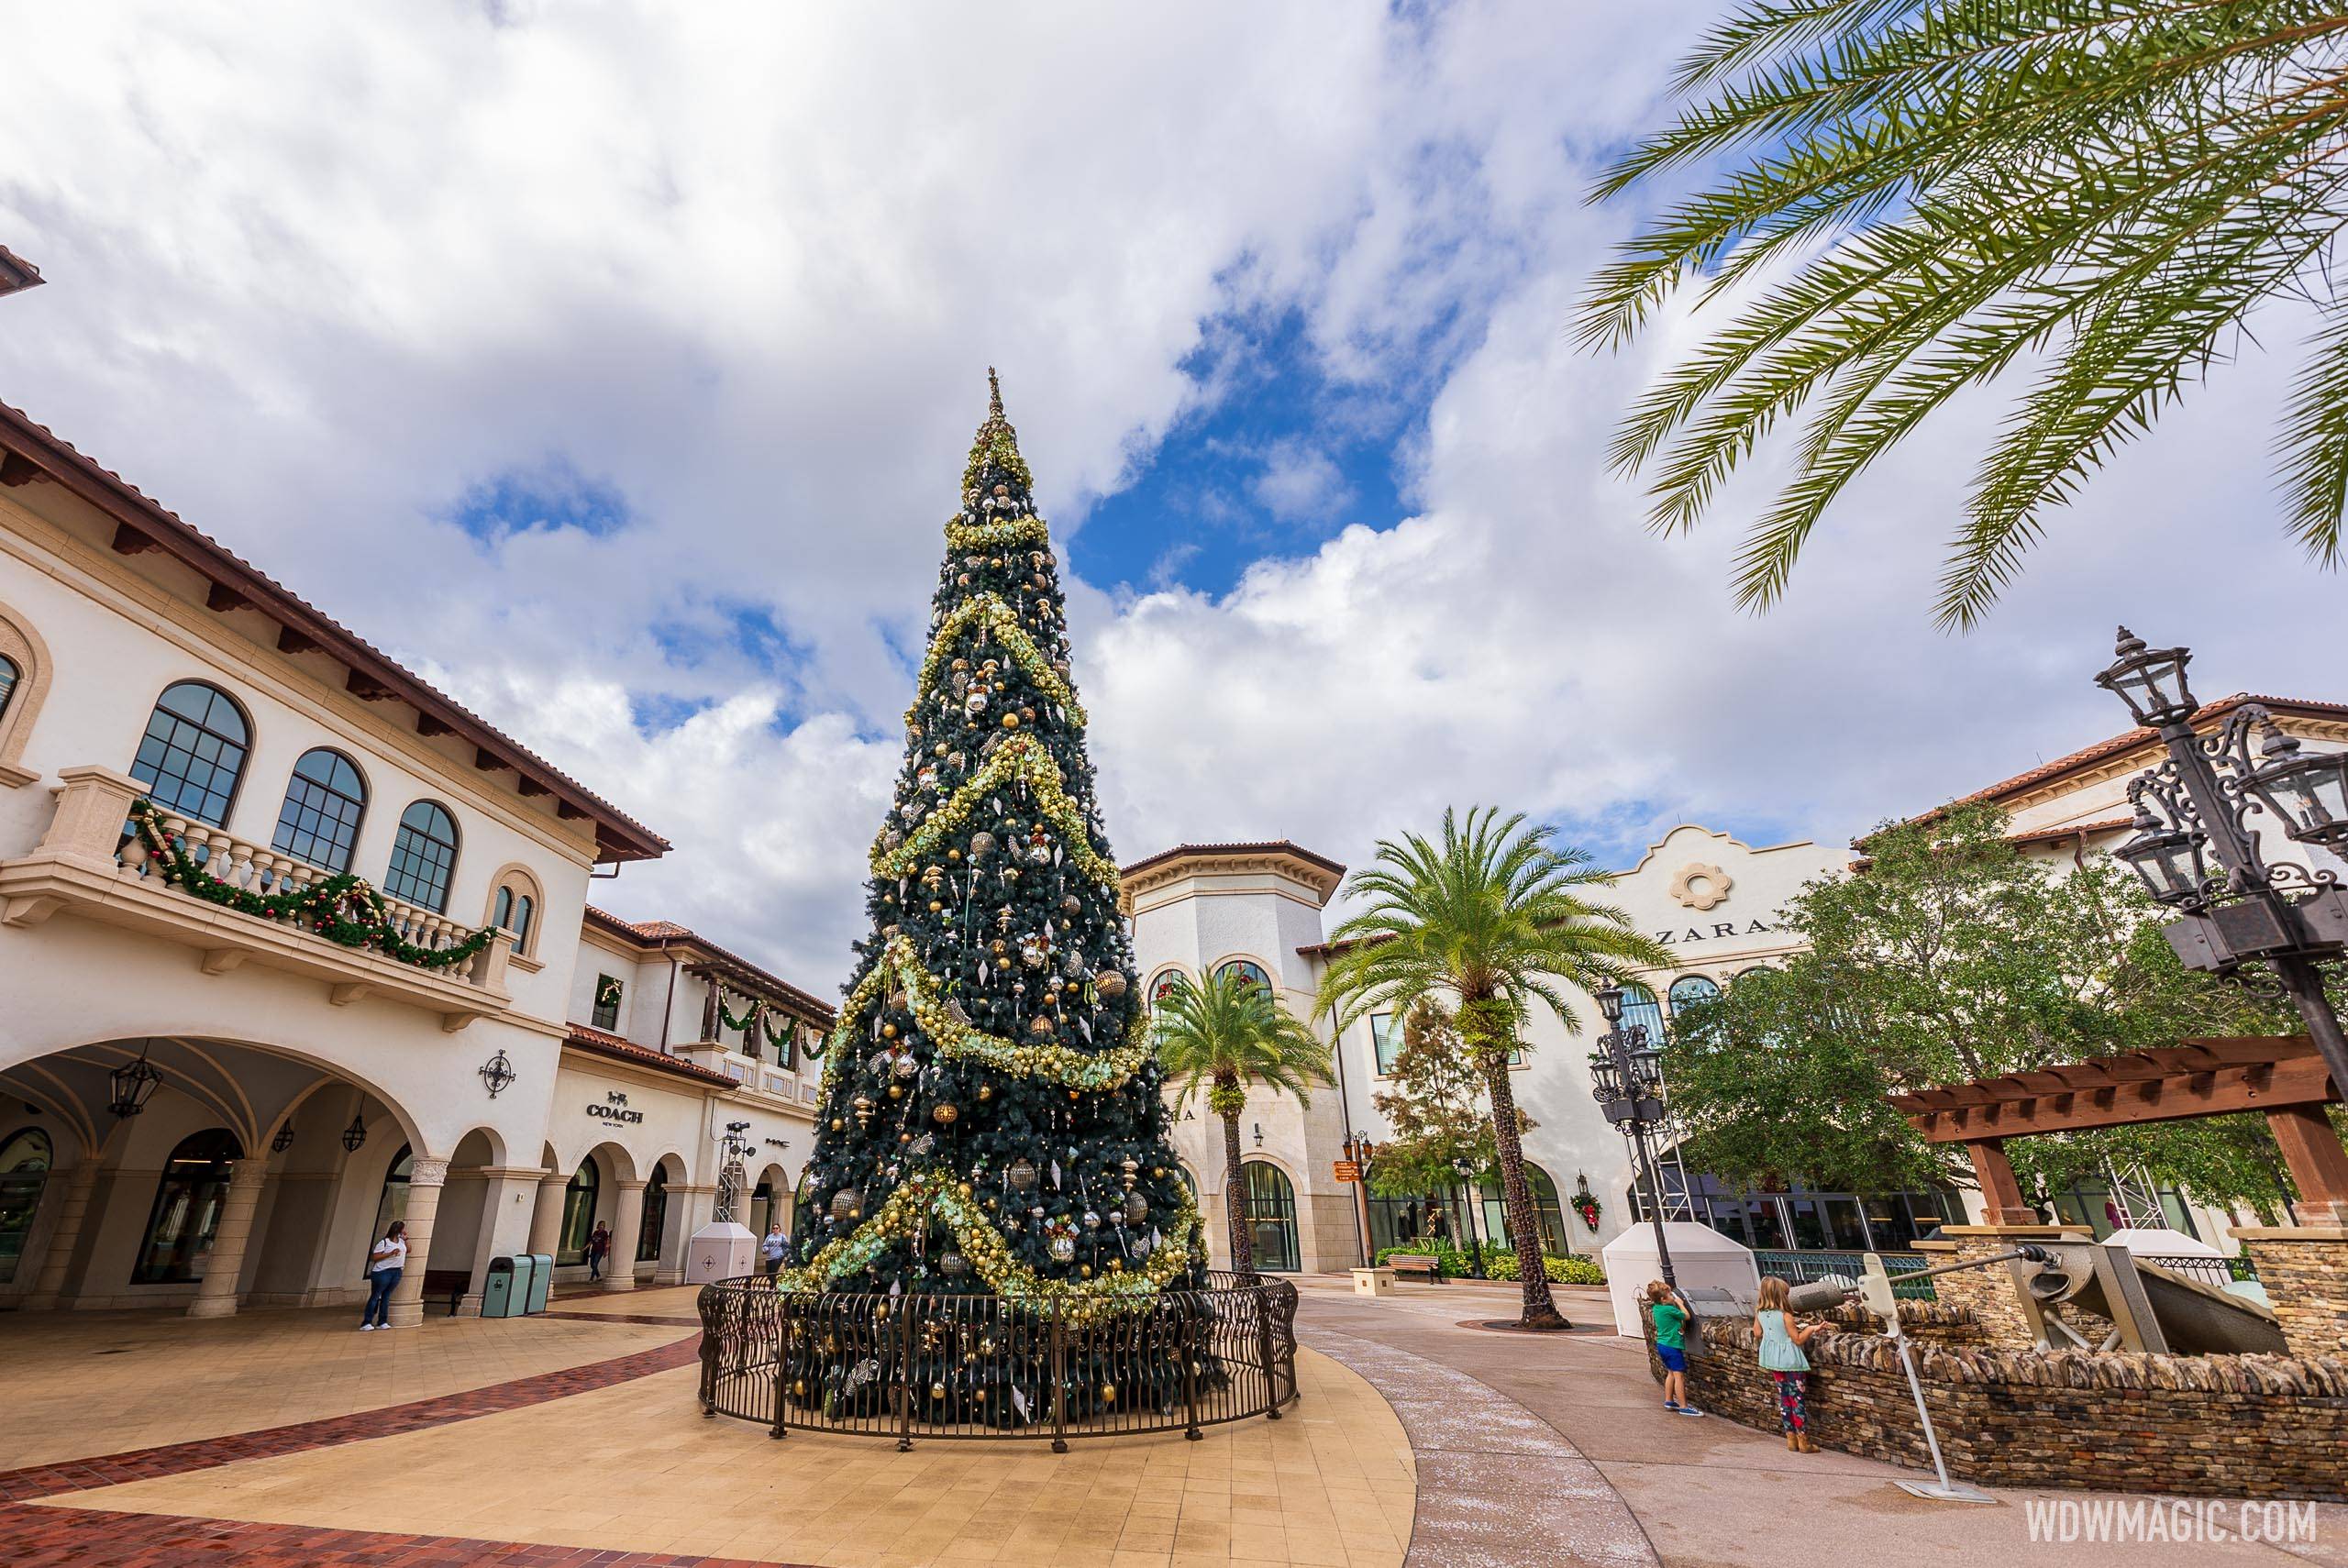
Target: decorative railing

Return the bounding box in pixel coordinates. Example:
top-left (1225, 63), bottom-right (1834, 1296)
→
top-left (2140, 1253), bottom-right (2260, 1290)
top-left (121, 801), bottom-right (493, 973)
top-left (1752, 1249), bottom-right (1940, 1300)
top-left (0, 767), bottom-right (510, 1021)
top-left (696, 1271), bottom-right (1300, 1450)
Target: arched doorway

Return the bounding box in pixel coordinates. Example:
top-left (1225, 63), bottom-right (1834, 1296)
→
top-left (133, 1129), bottom-right (242, 1284)
top-left (0, 1126), bottom-right (54, 1283)
top-left (558, 1158), bottom-right (599, 1265)
top-left (637, 1164), bottom-right (670, 1265)
top-left (1241, 1160), bottom-right (1299, 1273)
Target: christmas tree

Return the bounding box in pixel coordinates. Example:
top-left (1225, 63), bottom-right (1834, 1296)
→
top-left (781, 371), bottom-right (1203, 1425)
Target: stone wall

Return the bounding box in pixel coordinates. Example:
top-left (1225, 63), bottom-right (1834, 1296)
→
top-left (2232, 1228), bottom-right (2348, 1359)
top-left (1652, 1316), bottom-right (2348, 1502)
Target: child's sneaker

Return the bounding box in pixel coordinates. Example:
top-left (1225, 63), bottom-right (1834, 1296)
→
top-left (1662, 1400), bottom-right (1680, 1411)
top-left (1675, 1405), bottom-right (1705, 1417)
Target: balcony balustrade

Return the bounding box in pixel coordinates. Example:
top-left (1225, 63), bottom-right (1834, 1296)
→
top-left (0, 765), bottom-right (512, 1030)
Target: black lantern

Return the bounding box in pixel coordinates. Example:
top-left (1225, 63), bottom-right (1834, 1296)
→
top-left (2246, 731), bottom-right (2348, 846)
top-left (2115, 804), bottom-right (2211, 908)
top-left (271, 1121), bottom-right (296, 1154)
top-left (340, 1112), bottom-right (369, 1153)
top-left (1588, 1048), bottom-right (1623, 1100)
top-left (106, 1046), bottom-right (162, 1120)
top-left (2095, 626), bottom-right (2198, 727)
top-left (1595, 982), bottom-right (1625, 1025)
top-left (478, 1049), bottom-right (516, 1099)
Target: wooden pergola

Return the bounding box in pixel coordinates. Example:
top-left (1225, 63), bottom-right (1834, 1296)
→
top-left (1888, 1036), bottom-right (2348, 1225)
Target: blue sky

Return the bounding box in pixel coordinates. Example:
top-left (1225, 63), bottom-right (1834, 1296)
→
top-left (6, 1), bottom-right (2342, 981)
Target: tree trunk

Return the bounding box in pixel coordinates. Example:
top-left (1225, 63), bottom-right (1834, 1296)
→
top-left (1481, 1053), bottom-right (1569, 1331)
top-left (1220, 1100), bottom-right (1256, 1280)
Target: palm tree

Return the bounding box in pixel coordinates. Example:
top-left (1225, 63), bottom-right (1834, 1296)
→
top-left (1318, 807), bottom-right (1671, 1331)
top-left (1581, 3), bottom-right (2348, 628)
top-left (1153, 966), bottom-right (1334, 1280)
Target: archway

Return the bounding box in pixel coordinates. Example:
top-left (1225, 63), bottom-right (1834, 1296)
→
top-left (1241, 1160), bottom-right (1300, 1273)
top-left (0, 1034), bottom-right (427, 1317)
top-left (748, 1163), bottom-right (789, 1240)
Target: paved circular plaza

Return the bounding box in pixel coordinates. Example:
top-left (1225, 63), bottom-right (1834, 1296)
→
top-left (2, 1278), bottom-right (2342, 1567)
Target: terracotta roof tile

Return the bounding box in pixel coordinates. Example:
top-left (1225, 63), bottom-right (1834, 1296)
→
top-left (563, 1025), bottom-right (738, 1088)
top-left (1121, 840), bottom-right (1347, 879)
top-left (0, 400), bottom-right (668, 862)
top-left (0, 247), bottom-right (42, 298)
top-left (581, 906), bottom-right (834, 1022)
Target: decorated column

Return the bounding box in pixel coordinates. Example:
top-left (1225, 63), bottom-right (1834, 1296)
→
top-left (604, 1178), bottom-right (648, 1292)
top-left (528, 1170), bottom-right (568, 1258)
top-left (26, 1159), bottom-right (99, 1309)
top-left (781, 373), bottom-right (1201, 1424)
top-left (385, 1157), bottom-right (449, 1327)
top-left (185, 1154), bottom-right (268, 1320)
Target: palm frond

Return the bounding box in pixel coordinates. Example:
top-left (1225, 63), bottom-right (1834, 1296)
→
top-left (1583, 0), bottom-right (2348, 622)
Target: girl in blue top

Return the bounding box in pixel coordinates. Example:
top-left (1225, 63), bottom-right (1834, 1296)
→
top-left (1755, 1276), bottom-right (1825, 1452)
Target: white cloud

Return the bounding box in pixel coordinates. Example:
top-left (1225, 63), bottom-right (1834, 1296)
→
top-left (1248, 440), bottom-right (1353, 525)
top-left (5, 1), bottom-right (2342, 984)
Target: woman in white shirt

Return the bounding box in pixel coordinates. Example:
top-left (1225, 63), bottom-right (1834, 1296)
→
top-left (360, 1220), bottom-right (407, 1331)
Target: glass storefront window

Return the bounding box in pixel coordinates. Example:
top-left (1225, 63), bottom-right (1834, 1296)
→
top-left (0, 1127), bottom-right (53, 1284)
top-left (558, 1159), bottom-right (599, 1264)
top-left (1242, 1161), bottom-right (1300, 1272)
top-left (637, 1166), bottom-right (669, 1264)
top-left (371, 1146), bottom-right (412, 1266)
top-left (1781, 1196), bottom-right (1833, 1250)
top-left (133, 1129), bottom-right (241, 1284)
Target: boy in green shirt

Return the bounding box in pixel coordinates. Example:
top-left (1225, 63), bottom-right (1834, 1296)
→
top-left (1645, 1280), bottom-right (1703, 1416)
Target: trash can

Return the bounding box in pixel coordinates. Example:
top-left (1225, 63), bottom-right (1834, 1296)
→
top-left (481, 1254), bottom-right (526, 1319)
top-left (524, 1252), bottom-right (554, 1314)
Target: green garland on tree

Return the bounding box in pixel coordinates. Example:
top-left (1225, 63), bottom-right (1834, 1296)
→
top-left (781, 372), bottom-right (1203, 1426)
top-left (128, 801), bottom-right (495, 973)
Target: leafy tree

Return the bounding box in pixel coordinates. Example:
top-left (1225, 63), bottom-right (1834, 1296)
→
top-left (1367, 1001), bottom-right (1534, 1267)
top-left (1153, 966), bottom-right (1334, 1279)
top-left (1580, 3), bottom-right (2348, 627)
top-left (1320, 807), bottom-right (1671, 1331)
top-left (1663, 802), bottom-right (2302, 1211)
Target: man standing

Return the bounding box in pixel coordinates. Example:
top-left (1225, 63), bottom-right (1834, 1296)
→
top-left (588, 1220), bottom-right (611, 1282)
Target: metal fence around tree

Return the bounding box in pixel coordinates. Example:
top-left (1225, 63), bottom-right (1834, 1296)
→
top-left (696, 1271), bottom-right (1300, 1450)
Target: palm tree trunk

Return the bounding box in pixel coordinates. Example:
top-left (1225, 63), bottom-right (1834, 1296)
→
top-left (1220, 1103), bottom-right (1257, 1280)
top-left (1481, 1055), bottom-right (1569, 1331)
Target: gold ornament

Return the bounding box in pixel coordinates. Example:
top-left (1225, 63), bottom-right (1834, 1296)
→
top-left (933, 1102), bottom-right (960, 1125)
top-left (977, 1083), bottom-right (993, 1101)
top-left (853, 1096), bottom-right (874, 1128)
top-left (888, 1083), bottom-right (904, 1099)
top-left (1002, 713), bottom-right (1019, 729)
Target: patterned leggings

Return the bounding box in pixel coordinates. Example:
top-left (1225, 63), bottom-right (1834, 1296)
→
top-left (1772, 1371), bottom-right (1808, 1433)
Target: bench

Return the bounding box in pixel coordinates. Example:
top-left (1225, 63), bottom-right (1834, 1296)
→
top-left (1385, 1253), bottom-right (1442, 1284)
top-left (420, 1268), bottom-right (471, 1316)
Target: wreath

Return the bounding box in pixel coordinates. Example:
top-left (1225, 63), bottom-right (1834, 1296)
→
top-left (128, 800), bottom-right (495, 973)
top-left (594, 974), bottom-right (625, 1011)
top-left (1574, 1192), bottom-right (1602, 1230)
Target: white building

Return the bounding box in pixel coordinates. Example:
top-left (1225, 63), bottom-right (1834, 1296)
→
top-left (1125, 691), bottom-right (2348, 1274)
top-left (0, 382), bottom-right (832, 1323)
top-left (1121, 832), bottom-right (1849, 1275)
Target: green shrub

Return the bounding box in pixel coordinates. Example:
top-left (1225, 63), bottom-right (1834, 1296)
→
top-left (1373, 1243), bottom-right (1605, 1284)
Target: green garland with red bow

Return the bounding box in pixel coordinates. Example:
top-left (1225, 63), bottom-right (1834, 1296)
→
top-left (128, 800), bottom-right (496, 973)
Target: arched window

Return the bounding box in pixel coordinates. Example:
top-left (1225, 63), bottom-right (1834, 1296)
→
top-left (0, 1127), bottom-right (54, 1283)
top-left (486, 867), bottom-right (543, 955)
top-left (271, 747), bottom-right (367, 872)
top-left (1480, 1163), bottom-right (1569, 1256)
top-left (371, 1144), bottom-right (412, 1258)
top-left (383, 801), bottom-right (459, 912)
top-left (0, 654), bottom-right (17, 724)
top-left (1241, 1161), bottom-right (1300, 1273)
top-left (637, 1165), bottom-right (670, 1264)
top-left (1214, 959), bottom-right (1274, 999)
top-left (129, 681), bottom-right (250, 827)
top-left (1618, 981), bottom-right (1666, 1040)
top-left (133, 1129), bottom-right (242, 1284)
top-left (558, 1159), bottom-right (599, 1264)
top-left (1737, 965), bottom-right (1774, 981)
top-left (1667, 975), bottom-right (1721, 1015)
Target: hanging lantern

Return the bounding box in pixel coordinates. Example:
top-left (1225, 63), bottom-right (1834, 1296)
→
top-left (271, 1121), bottom-right (296, 1154)
top-left (106, 1045), bottom-right (162, 1120)
top-left (341, 1113), bottom-right (369, 1153)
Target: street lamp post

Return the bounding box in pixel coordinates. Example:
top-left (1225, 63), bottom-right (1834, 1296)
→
top-left (1341, 1132), bottom-right (1378, 1266)
top-left (1591, 983), bottom-right (1677, 1290)
top-left (2097, 629), bottom-right (2348, 1108)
